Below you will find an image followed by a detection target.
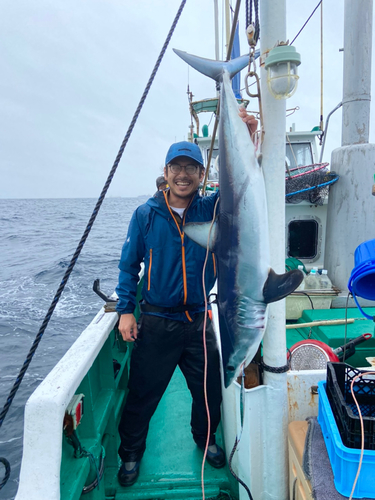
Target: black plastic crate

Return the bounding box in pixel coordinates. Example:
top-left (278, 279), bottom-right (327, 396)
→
top-left (326, 362), bottom-right (375, 450)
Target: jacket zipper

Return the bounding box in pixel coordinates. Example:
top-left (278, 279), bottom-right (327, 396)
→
top-left (212, 253), bottom-right (216, 276)
top-left (163, 191), bottom-right (194, 321)
top-left (147, 248), bottom-right (153, 291)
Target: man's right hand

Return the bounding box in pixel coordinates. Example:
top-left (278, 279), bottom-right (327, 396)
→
top-left (118, 313), bottom-right (138, 342)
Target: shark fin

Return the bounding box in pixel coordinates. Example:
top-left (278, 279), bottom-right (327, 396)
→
top-left (173, 49), bottom-right (249, 82)
top-left (184, 219), bottom-right (218, 252)
top-left (263, 269), bottom-right (304, 304)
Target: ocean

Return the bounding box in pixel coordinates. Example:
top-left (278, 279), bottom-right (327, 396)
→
top-left (0, 196), bottom-right (148, 499)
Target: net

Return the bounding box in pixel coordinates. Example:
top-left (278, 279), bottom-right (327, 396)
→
top-left (285, 162), bottom-right (339, 205)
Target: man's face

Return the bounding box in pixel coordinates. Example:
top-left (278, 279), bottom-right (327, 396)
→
top-left (164, 156), bottom-right (204, 204)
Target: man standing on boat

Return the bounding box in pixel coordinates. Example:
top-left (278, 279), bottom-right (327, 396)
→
top-left (115, 141), bottom-right (224, 486)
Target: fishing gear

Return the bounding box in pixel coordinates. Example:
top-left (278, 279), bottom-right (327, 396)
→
top-left (227, 366), bottom-right (254, 500)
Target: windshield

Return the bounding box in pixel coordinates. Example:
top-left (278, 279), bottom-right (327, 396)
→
top-left (285, 142), bottom-right (314, 171)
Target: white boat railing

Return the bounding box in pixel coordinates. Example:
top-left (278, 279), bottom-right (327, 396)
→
top-left (15, 307), bottom-right (119, 500)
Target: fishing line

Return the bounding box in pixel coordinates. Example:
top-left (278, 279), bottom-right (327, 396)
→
top-left (0, 0), bottom-right (187, 490)
top-left (200, 197), bottom-right (219, 500)
top-left (348, 371), bottom-right (372, 500)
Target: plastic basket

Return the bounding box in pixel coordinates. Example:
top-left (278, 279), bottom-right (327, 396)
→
top-left (318, 380), bottom-right (375, 498)
top-left (326, 362), bottom-right (375, 450)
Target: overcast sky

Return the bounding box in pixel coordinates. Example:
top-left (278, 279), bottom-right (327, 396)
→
top-left (1, 1), bottom-right (374, 199)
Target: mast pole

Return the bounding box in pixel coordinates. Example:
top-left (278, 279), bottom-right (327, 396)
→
top-left (225, 0), bottom-right (231, 56)
top-left (325, 0), bottom-right (375, 294)
top-left (259, 0), bottom-right (289, 498)
top-left (214, 0), bottom-right (220, 61)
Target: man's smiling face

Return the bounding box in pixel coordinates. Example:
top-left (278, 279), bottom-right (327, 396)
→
top-left (164, 156), bottom-right (204, 207)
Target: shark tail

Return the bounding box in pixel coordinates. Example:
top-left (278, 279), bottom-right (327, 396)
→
top-left (173, 48), bottom-right (249, 83)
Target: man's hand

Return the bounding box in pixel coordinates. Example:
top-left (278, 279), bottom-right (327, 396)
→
top-left (118, 313), bottom-right (138, 342)
top-left (239, 107), bottom-right (258, 139)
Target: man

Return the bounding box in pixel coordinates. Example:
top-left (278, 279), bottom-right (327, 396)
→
top-left (155, 175), bottom-right (168, 191)
top-left (116, 141), bottom-right (223, 487)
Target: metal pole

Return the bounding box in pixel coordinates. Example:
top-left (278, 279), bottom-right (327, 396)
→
top-left (325, 0), bottom-right (375, 293)
top-left (341, 0), bottom-right (373, 145)
top-left (259, 0), bottom-right (289, 498)
top-left (214, 0), bottom-right (220, 61)
top-left (225, 0), bottom-right (231, 56)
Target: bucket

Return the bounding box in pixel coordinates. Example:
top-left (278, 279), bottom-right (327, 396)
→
top-left (348, 239), bottom-right (375, 320)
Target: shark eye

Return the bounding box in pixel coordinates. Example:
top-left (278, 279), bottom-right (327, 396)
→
top-left (227, 365), bottom-right (235, 372)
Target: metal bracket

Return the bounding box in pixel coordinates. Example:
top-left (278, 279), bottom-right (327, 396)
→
top-left (93, 279), bottom-right (118, 313)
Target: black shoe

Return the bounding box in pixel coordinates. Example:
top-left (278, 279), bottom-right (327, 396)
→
top-left (118, 461), bottom-right (140, 486)
top-left (199, 444), bottom-right (226, 469)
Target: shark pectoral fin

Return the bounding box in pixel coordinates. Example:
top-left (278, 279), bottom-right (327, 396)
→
top-left (263, 268), bottom-right (304, 304)
top-left (184, 219), bottom-right (218, 251)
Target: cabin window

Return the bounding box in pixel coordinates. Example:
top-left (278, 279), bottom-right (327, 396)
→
top-left (285, 142), bottom-right (313, 170)
top-left (288, 219), bottom-right (318, 259)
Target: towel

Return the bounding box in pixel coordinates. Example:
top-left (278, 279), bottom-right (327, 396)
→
top-left (302, 417), bottom-right (371, 500)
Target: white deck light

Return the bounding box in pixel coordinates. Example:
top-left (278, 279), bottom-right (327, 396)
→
top-left (264, 44), bottom-right (301, 99)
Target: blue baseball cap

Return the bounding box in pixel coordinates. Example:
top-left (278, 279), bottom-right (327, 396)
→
top-left (165, 141), bottom-right (203, 166)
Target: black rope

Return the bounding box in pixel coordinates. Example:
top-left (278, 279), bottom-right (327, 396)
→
top-left (227, 370), bottom-right (254, 500)
top-left (0, 0), bottom-right (187, 490)
top-left (261, 357), bottom-right (290, 374)
top-left (246, 0), bottom-right (260, 44)
top-left (290, 0), bottom-right (322, 46)
top-left (0, 458), bottom-right (10, 491)
top-left (298, 291), bottom-right (315, 310)
top-left (228, 438), bottom-right (254, 500)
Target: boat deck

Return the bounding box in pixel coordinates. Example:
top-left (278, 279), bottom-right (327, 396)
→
top-left (110, 367), bottom-right (234, 500)
top-left (286, 307), bottom-right (375, 367)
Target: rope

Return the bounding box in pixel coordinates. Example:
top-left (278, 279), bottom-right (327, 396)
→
top-left (227, 369), bottom-right (254, 500)
top-left (0, 458), bottom-right (10, 491)
top-left (0, 0), bottom-right (187, 490)
top-left (200, 197), bottom-right (219, 500)
top-left (261, 359), bottom-right (290, 374)
top-left (290, 1), bottom-right (322, 46)
top-left (246, 0), bottom-right (260, 43)
top-left (320, 1), bottom-right (324, 134)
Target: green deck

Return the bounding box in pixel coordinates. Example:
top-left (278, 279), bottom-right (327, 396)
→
top-left (113, 367), bottom-right (233, 500)
top-left (286, 307), bottom-right (375, 366)
top-left (60, 323), bottom-right (234, 500)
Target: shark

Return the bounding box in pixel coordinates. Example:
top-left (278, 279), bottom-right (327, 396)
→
top-left (174, 49), bottom-right (303, 387)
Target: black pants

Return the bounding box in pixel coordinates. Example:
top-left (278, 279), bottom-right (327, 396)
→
top-left (118, 312), bottom-right (222, 462)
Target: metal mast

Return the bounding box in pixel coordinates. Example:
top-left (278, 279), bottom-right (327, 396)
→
top-left (325, 0), bottom-right (375, 294)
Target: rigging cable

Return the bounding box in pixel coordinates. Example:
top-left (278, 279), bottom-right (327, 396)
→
top-left (0, 0), bottom-right (187, 491)
top-left (290, 1), bottom-right (322, 46)
top-left (320, 1), bottom-right (324, 136)
top-left (202, 0), bottom-right (242, 194)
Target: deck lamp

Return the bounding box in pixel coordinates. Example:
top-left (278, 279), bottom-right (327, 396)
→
top-left (264, 44), bottom-right (301, 99)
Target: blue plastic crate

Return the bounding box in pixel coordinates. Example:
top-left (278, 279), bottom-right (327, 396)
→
top-left (318, 381), bottom-right (375, 498)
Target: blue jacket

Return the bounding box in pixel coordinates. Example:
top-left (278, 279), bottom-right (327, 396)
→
top-left (116, 189), bottom-right (219, 321)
